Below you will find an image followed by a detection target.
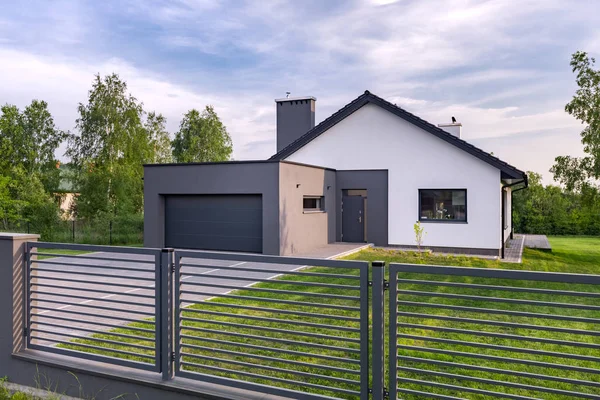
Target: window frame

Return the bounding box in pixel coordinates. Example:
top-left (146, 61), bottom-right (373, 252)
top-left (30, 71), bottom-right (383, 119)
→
top-left (418, 189), bottom-right (468, 223)
top-left (303, 196), bottom-right (325, 213)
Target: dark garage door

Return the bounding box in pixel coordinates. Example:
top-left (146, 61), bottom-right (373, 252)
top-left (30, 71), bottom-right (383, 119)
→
top-left (165, 194), bottom-right (263, 253)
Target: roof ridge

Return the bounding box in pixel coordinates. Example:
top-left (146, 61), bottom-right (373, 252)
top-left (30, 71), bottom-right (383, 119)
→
top-left (269, 91), bottom-right (526, 180)
top-left (268, 92), bottom-right (370, 160)
top-left (366, 92), bottom-right (526, 175)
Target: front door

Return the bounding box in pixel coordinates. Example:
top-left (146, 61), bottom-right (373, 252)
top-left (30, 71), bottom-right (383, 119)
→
top-left (342, 196), bottom-right (364, 242)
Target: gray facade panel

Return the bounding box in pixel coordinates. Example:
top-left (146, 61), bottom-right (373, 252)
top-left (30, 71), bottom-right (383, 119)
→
top-left (276, 99), bottom-right (315, 152)
top-left (336, 170), bottom-right (388, 246)
top-left (144, 162), bottom-right (279, 255)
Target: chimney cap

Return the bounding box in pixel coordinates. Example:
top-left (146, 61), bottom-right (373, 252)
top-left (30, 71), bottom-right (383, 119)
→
top-left (437, 122), bottom-right (462, 127)
top-left (275, 96), bottom-right (317, 103)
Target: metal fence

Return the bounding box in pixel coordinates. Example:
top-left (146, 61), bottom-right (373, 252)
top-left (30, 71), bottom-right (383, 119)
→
top-left (6, 217), bottom-right (144, 245)
top-left (173, 250), bottom-right (371, 400)
top-left (388, 263), bottom-right (600, 400)
top-left (25, 242), bottom-right (166, 373)
top-left (21, 241), bottom-right (600, 400)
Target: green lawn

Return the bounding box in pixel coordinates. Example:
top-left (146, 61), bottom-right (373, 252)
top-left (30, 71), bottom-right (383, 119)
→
top-left (57, 236), bottom-right (600, 399)
top-left (36, 248), bottom-right (91, 260)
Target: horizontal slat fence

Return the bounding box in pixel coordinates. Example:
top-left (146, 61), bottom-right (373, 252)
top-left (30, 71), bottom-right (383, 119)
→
top-left (26, 242), bottom-right (163, 372)
top-left (173, 250), bottom-right (370, 400)
top-left (23, 241), bottom-right (600, 400)
top-left (389, 264), bottom-right (600, 400)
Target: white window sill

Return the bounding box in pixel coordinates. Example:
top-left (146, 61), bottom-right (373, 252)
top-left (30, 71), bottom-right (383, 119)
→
top-left (303, 210), bottom-right (326, 214)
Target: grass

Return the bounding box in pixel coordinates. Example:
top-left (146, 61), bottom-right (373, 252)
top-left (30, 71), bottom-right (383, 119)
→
top-left (55, 236), bottom-right (600, 399)
top-left (36, 248), bottom-right (91, 260)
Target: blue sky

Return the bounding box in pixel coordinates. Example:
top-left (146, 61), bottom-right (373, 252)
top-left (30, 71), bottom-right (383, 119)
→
top-left (0, 0), bottom-right (598, 183)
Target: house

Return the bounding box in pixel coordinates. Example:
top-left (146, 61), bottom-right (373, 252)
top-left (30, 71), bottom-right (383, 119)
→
top-left (143, 91), bottom-right (527, 258)
top-left (54, 163), bottom-right (78, 219)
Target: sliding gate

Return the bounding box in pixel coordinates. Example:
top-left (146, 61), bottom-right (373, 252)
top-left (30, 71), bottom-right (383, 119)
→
top-left (172, 250), bottom-right (372, 400)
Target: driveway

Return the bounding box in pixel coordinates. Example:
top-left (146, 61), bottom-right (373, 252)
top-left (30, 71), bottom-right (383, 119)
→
top-left (30, 243), bottom-right (369, 346)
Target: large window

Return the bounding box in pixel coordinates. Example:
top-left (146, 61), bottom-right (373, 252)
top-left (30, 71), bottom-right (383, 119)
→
top-left (419, 189), bottom-right (467, 222)
top-left (303, 196), bottom-right (324, 212)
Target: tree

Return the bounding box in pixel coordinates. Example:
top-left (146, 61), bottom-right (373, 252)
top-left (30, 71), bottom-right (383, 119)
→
top-left (0, 101), bottom-right (67, 190)
top-left (513, 171), bottom-right (600, 235)
top-left (551, 51), bottom-right (600, 191)
top-left (0, 104), bottom-right (23, 173)
top-left (67, 73), bottom-right (160, 217)
top-left (172, 106), bottom-right (233, 163)
top-left (146, 112), bottom-right (173, 164)
top-left (0, 175), bottom-right (25, 229)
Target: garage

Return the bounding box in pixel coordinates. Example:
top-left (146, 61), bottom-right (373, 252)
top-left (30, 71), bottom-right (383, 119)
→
top-left (164, 194), bottom-right (263, 253)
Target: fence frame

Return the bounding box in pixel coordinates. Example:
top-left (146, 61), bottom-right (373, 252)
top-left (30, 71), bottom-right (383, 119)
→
top-left (25, 241), bottom-right (164, 373)
top-left (20, 241), bottom-right (600, 400)
top-left (388, 263), bottom-right (600, 400)
top-left (173, 249), bottom-right (371, 400)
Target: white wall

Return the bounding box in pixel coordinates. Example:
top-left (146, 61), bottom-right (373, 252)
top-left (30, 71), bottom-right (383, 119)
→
top-left (287, 103), bottom-right (502, 250)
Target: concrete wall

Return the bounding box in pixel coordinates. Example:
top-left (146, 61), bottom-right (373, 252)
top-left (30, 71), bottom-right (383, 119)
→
top-left (278, 162), bottom-right (335, 255)
top-left (336, 170), bottom-right (388, 246)
top-left (143, 162), bottom-right (280, 255)
top-left (286, 103), bottom-right (502, 252)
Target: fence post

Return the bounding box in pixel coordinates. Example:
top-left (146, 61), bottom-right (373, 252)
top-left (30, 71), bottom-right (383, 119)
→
top-left (388, 266), bottom-right (398, 400)
top-left (0, 233), bottom-right (40, 364)
top-left (72, 219), bottom-right (75, 243)
top-left (372, 261), bottom-right (386, 400)
top-left (160, 248), bottom-right (174, 380)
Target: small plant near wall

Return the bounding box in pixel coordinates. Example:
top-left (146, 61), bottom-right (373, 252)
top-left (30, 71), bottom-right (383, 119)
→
top-left (414, 221), bottom-right (427, 254)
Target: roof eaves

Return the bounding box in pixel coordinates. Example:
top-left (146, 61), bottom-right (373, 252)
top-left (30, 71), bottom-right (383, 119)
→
top-left (269, 93), bottom-right (371, 160)
top-left (270, 90), bottom-right (526, 180)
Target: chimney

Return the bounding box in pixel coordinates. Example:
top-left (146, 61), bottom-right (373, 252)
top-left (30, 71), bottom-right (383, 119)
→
top-left (438, 122), bottom-right (462, 139)
top-left (275, 95), bottom-right (316, 152)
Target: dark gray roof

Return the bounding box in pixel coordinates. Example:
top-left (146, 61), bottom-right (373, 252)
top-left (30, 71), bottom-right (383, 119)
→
top-left (269, 91), bottom-right (527, 181)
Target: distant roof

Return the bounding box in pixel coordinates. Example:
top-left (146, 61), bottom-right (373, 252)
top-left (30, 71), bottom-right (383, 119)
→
top-left (270, 91), bottom-right (527, 181)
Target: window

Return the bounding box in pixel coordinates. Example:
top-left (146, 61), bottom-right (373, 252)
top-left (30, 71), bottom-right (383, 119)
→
top-left (419, 189), bottom-right (467, 222)
top-left (303, 196), bottom-right (324, 212)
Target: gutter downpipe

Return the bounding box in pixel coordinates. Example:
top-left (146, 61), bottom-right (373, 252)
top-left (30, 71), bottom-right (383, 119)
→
top-left (501, 176), bottom-right (528, 259)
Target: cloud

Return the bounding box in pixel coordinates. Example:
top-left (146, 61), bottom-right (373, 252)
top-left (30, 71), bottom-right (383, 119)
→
top-left (0, 0), bottom-right (595, 180)
top-left (0, 48), bottom-right (277, 159)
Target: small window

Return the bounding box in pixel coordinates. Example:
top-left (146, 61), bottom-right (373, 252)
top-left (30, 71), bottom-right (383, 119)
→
top-left (419, 189), bottom-right (467, 222)
top-left (303, 196), bottom-right (324, 211)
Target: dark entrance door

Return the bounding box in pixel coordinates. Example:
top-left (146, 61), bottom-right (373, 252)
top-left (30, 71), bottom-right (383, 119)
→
top-left (342, 196), bottom-right (364, 242)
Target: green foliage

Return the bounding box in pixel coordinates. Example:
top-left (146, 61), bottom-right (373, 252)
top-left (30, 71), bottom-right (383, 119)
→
top-left (172, 106), bottom-right (233, 163)
top-left (0, 101), bottom-right (63, 233)
top-left (413, 220), bottom-right (426, 251)
top-left (146, 112), bottom-right (173, 164)
top-left (551, 51), bottom-right (600, 191)
top-left (513, 171), bottom-right (600, 235)
top-left (67, 73), bottom-right (171, 218)
top-left (0, 175), bottom-right (25, 230)
top-left (0, 100), bottom-right (67, 193)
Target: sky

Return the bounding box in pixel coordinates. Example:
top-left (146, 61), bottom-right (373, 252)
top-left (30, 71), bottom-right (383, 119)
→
top-left (0, 0), bottom-right (598, 184)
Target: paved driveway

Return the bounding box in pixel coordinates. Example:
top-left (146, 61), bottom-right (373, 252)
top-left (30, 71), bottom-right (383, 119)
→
top-left (30, 243), bottom-right (369, 346)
